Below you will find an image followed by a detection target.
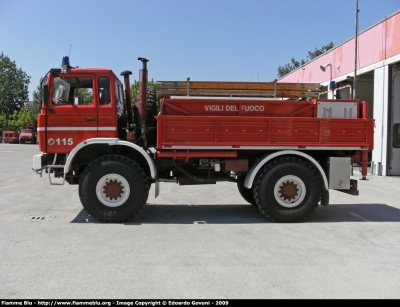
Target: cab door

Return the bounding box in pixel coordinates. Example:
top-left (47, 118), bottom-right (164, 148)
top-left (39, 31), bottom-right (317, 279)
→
top-left (97, 76), bottom-right (117, 138)
top-left (46, 74), bottom-right (97, 153)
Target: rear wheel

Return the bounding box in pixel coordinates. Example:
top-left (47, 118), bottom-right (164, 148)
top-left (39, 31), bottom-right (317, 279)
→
top-left (254, 157), bottom-right (321, 222)
top-left (79, 155), bottom-right (149, 223)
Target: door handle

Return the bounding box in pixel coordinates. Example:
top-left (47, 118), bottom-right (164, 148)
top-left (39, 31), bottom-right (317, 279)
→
top-left (85, 117), bottom-right (97, 122)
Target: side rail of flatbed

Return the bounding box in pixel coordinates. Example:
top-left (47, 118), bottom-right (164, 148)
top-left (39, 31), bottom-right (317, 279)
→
top-left (156, 80), bottom-right (322, 98)
top-left (159, 96), bottom-right (362, 118)
top-left (156, 115), bottom-right (374, 151)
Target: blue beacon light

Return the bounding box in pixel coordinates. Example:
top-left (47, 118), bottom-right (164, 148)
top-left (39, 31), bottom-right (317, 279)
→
top-left (61, 56), bottom-right (70, 73)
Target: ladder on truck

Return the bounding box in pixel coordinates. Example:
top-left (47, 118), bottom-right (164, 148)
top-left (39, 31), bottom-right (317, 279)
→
top-left (156, 79), bottom-right (322, 99)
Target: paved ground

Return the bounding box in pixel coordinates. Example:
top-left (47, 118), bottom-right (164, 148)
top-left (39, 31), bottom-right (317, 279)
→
top-left (1, 143), bottom-right (400, 299)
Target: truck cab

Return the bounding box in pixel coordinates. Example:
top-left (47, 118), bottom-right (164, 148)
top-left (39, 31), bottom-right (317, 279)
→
top-left (38, 67), bottom-right (126, 154)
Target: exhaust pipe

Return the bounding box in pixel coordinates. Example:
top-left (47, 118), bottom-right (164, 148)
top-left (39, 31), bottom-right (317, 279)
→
top-left (120, 70), bottom-right (133, 140)
top-left (138, 57), bottom-right (149, 147)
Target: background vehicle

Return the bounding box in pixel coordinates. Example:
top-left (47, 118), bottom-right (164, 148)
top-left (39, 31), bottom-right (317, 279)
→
top-left (19, 125), bottom-right (37, 144)
top-left (32, 57), bottom-right (374, 223)
top-left (3, 131), bottom-right (19, 144)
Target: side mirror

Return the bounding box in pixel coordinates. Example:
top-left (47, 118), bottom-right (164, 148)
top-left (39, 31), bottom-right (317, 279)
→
top-left (41, 84), bottom-right (49, 106)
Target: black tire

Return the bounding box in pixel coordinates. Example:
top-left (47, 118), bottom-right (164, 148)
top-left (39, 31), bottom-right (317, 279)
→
top-left (79, 155), bottom-right (149, 223)
top-left (134, 87), bottom-right (157, 147)
top-left (237, 175), bottom-right (257, 206)
top-left (254, 157), bottom-right (321, 222)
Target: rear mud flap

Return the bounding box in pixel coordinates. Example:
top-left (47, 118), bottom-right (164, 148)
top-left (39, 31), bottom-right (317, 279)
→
top-left (321, 188), bottom-right (329, 206)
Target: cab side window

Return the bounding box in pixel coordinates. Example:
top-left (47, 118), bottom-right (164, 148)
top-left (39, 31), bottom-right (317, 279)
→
top-left (99, 77), bottom-right (110, 105)
top-left (52, 76), bottom-right (93, 105)
top-left (73, 87), bottom-right (94, 105)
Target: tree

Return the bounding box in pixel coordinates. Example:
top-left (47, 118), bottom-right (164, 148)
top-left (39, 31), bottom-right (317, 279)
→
top-left (307, 42), bottom-right (334, 60)
top-left (277, 58), bottom-right (306, 79)
top-left (6, 109), bottom-right (35, 133)
top-left (0, 52), bottom-right (31, 116)
top-left (30, 85), bottom-right (43, 125)
top-left (277, 42), bottom-right (334, 78)
top-left (0, 113), bottom-right (6, 133)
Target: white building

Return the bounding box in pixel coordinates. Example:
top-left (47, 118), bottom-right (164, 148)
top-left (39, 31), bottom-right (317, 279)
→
top-left (279, 10), bottom-right (400, 176)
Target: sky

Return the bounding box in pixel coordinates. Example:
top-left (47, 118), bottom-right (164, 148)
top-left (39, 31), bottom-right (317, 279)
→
top-left (1, 0), bottom-right (399, 100)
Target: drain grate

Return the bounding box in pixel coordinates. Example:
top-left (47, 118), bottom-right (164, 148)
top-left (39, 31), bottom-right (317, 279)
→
top-left (19, 215), bottom-right (55, 222)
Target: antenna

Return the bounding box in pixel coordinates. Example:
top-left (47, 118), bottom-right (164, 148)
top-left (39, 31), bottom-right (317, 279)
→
top-left (68, 44), bottom-right (72, 57)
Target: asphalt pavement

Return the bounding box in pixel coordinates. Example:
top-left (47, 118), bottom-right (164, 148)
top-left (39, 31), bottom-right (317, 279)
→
top-left (1, 143), bottom-right (400, 299)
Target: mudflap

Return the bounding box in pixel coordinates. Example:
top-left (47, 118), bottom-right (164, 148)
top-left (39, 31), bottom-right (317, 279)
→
top-left (321, 188), bottom-right (329, 206)
top-left (155, 180), bottom-right (160, 198)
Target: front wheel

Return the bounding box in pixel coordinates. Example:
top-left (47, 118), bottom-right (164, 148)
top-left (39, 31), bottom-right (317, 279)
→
top-left (254, 157), bottom-right (321, 222)
top-left (79, 155), bottom-right (150, 223)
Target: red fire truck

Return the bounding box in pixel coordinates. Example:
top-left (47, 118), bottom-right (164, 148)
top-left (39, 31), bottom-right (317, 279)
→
top-left (32, 57), bottom-right (374, 223)
top-left (19, 124), bottom-right (37, 144)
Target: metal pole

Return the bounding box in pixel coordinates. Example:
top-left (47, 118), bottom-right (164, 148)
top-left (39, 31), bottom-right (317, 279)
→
top-left (353, 0), bottom-right (359, 99)
top-left (330, 65), bottom-right (333, 98)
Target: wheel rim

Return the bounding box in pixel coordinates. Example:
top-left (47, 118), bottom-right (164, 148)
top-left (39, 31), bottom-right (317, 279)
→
top-left (273, 175), bottom-right (306, 208)
top-left (96, 173), bottom-right (130, 207)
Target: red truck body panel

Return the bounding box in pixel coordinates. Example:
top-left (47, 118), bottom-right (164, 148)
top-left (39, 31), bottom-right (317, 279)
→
top-left (156, 97), bottom-right (374, 156)
top-left (156, 116), bottom-right (374, 150)
top-left (162, 97), bottom-right (319, 117)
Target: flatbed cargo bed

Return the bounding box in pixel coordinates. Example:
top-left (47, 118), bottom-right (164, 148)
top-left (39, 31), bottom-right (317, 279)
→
top-left (156, 96), bottom-right (374, 153)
